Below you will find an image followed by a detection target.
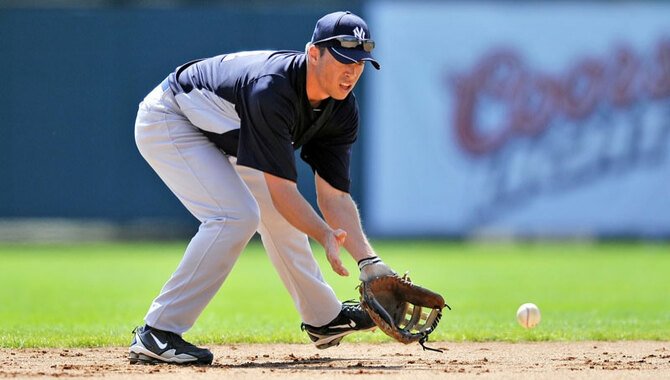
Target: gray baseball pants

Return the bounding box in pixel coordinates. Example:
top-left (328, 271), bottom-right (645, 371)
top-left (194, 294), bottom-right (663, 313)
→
top-left (133, 81), bottom-right (341, 334)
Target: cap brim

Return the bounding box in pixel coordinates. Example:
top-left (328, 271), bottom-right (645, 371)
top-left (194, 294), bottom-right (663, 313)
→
top-left (328, 46), bottom-right (380, 70)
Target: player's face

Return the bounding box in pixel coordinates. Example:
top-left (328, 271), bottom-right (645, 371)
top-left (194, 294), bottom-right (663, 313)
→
top-left (314, 48), bottom-right (365, 100)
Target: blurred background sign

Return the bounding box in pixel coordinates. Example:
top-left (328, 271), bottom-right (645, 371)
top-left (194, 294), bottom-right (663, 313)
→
top-left (364, 1), bottom-right (670, 238)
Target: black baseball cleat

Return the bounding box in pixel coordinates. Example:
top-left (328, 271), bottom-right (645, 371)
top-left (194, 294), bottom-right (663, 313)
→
top-left (128, 325), bottom-right (213, 365)
top-left (301, 301), bottom-right (376, 349)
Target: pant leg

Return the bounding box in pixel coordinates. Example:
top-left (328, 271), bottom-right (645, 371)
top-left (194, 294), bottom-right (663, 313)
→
top-left (233, 161), bottom-right (341, 326)
top-left (134, 84), bottom-right (260, 334)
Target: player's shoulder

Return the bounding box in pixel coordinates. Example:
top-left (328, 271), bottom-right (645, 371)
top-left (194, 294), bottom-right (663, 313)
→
top-left (218, 50), bottom-right (302, 71)
top-left (257, 50), bottom-right (305, 85)
top-left (245, 51), bottom-right (305, 99)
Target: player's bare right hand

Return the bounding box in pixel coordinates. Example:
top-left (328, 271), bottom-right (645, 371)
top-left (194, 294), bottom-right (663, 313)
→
top-left (323, 228), bottom-right (349, 276)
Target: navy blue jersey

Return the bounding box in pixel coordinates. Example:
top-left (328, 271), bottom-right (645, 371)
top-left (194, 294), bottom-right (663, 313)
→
top-left (165, 50), bottom-right (359, 193)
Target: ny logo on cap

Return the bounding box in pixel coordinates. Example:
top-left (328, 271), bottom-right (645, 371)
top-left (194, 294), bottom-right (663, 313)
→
top-left (353, 26), bottom-right (366, 40)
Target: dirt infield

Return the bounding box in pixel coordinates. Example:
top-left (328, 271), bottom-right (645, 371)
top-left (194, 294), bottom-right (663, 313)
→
top-left (2, 341), bottom-right (669, 379)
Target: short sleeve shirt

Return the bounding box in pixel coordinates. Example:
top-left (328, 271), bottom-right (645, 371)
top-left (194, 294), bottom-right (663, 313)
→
top-left (165, 51), bottom-right (359, 193)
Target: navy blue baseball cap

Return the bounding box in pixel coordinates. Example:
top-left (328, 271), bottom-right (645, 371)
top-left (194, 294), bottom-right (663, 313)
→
top-left (311, 11), bottom-right (380, 70)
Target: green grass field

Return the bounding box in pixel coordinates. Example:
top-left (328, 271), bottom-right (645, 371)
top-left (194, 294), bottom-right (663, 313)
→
top-left (1, 240), bottom-right (668, 348)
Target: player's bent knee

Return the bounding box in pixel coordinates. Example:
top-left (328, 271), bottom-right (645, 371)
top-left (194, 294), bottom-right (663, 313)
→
top-left (237, 203), bottom-right (261, 235)
top-left (204, 203), bottom-right (259, 237)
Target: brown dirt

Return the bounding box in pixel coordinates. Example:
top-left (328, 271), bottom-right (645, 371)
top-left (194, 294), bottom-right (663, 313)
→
top-left (2, 341), bottom-right (669, 379)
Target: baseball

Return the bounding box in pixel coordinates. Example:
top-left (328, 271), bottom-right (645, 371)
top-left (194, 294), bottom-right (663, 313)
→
top-left (516, 303), bottom-right (541, 329)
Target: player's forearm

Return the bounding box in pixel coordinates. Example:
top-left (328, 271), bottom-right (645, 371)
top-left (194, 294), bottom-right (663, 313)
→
top-left (318, 189), bottom-right (376, 262)
top-left (263, 173), bottom-right (333, 245)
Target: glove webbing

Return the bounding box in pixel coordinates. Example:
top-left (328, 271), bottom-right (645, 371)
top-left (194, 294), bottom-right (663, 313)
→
top-left (418, 312), bottom-right (443, 353)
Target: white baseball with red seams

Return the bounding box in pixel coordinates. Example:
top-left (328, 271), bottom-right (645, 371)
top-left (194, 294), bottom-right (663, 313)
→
top-left (516, 303), bottom-right (541, 329)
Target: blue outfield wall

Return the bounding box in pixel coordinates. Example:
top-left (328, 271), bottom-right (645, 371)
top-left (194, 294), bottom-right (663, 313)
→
top-left (0, 6), bottom-right (365, 231)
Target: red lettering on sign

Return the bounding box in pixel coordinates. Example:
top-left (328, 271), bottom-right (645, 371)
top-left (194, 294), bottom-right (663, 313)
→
top-left (450, 39), bottom-right (670, 156)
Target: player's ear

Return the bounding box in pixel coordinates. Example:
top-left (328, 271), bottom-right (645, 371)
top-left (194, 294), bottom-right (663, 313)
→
top-left (307, 44), bottom-right (320, 64)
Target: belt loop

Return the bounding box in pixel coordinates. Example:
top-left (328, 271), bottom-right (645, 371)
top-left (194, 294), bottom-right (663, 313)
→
top-left (160, 78), bottom-right (170, 93)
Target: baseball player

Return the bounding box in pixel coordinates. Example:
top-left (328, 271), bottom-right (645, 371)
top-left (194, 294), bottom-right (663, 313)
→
top-left (129, 11), bottom-right (395, 365)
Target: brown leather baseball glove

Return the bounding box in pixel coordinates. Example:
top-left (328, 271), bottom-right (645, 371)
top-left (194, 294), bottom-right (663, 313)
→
top-left (359, 273), bottom-right (450, 351)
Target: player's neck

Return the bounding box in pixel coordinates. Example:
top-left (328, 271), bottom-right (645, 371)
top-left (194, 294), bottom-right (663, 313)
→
top-left (305, 65), bottom-right (328, 108)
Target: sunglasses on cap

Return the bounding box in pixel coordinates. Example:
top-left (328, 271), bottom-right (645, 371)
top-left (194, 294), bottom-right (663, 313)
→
top-left (313, 35), bottom-right (375, 53)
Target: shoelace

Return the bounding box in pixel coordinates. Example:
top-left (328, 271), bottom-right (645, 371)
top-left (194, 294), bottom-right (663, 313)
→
top-left (341, 299), bottom-right (362, 312)
top-left (166, 332), bottom-right (196, 349)
top-left (137, 325), bottom-right (195, 349)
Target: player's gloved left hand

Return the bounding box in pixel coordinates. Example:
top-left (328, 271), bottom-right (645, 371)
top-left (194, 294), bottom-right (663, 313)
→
top-left (358, 256), bottom-right (396, 282)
